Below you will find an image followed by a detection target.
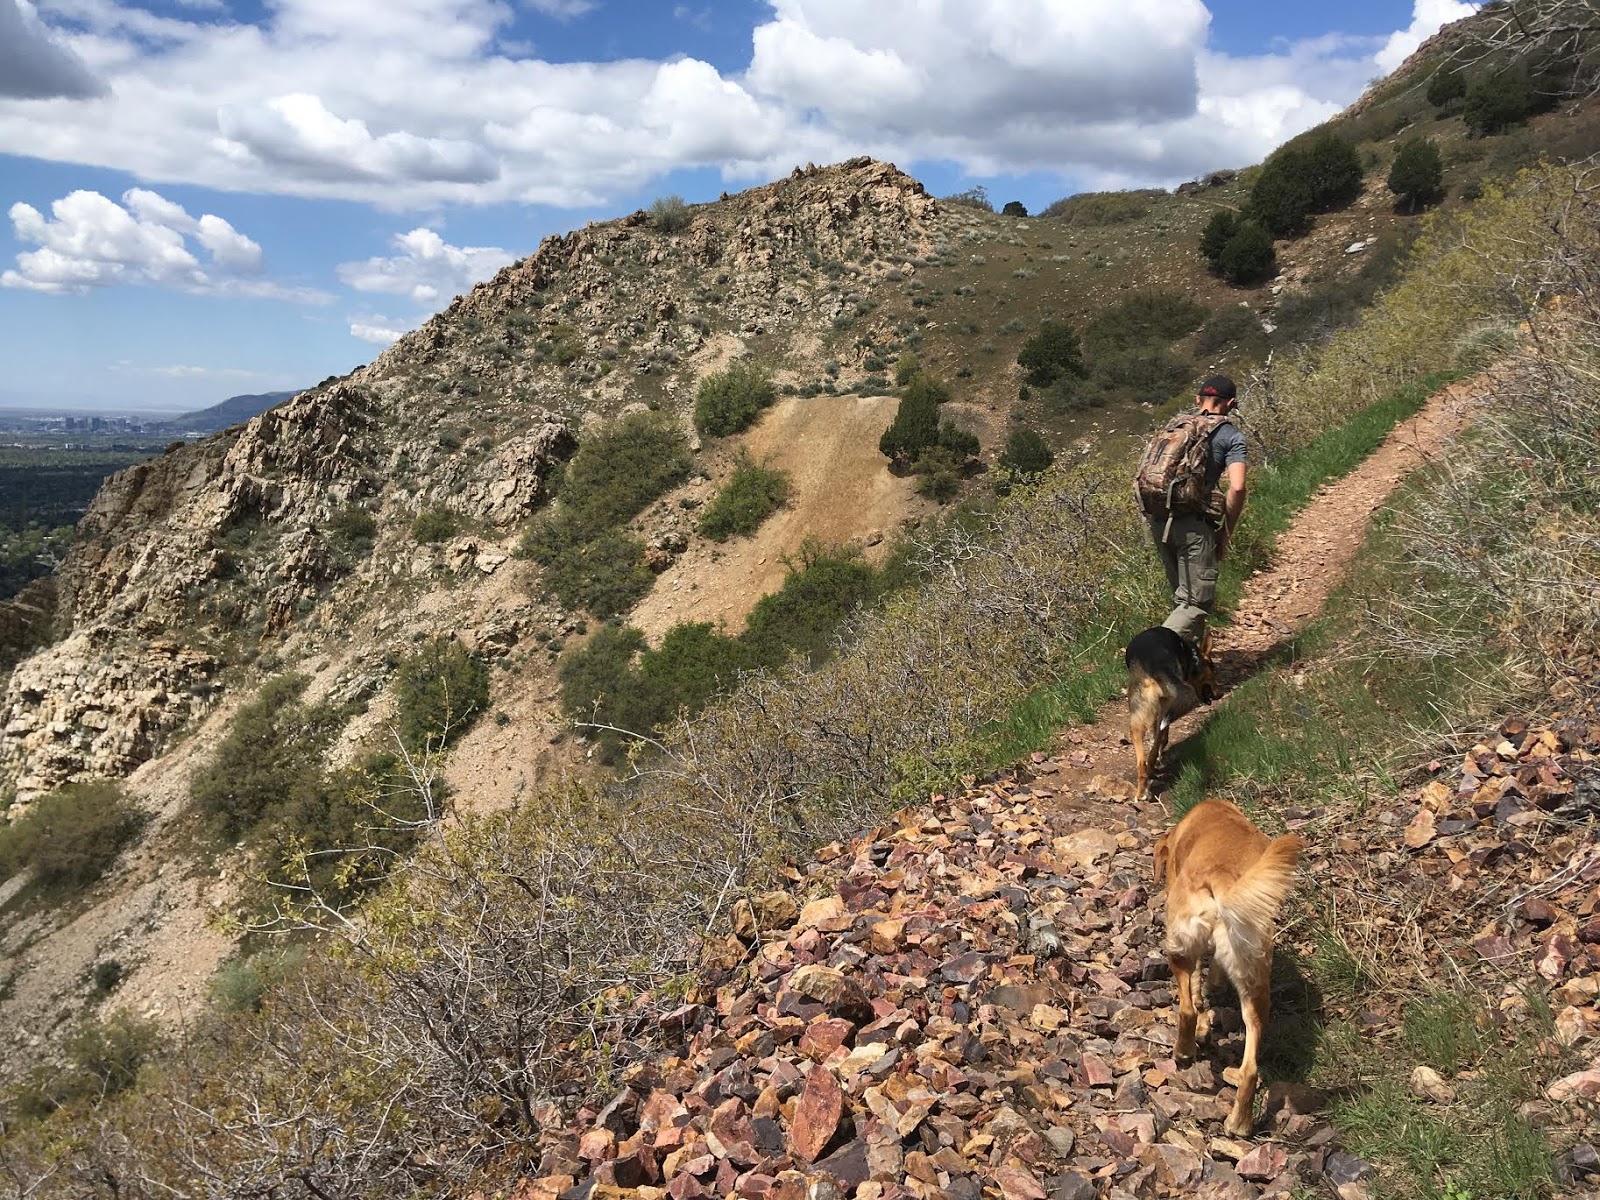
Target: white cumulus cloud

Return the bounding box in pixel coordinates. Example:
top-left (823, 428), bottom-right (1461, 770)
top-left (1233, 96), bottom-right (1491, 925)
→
top-left (0, 0), bottom-right (1496, 208)
top-left (218, 93), bottom-right (501, 186)
top-left (2, 187), bottom-right (319, 300)
top-left (349, 319), bottom-right (412, 345)
top-left (336, 227), bottom-right (513, 304)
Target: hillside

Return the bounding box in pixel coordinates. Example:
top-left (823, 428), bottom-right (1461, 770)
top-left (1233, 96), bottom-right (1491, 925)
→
top-left (2, 4), bottom-right (1599, 1194)
top-left (167, 390), bottom-right (301, 435)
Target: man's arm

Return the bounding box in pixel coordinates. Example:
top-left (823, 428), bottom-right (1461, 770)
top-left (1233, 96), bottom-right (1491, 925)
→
top-left (1218, 461), bottom-right (1247, 558)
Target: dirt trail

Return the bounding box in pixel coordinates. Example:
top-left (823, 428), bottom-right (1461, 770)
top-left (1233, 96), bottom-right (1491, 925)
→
top-left (1050, 379), bottom-right (1477, 802)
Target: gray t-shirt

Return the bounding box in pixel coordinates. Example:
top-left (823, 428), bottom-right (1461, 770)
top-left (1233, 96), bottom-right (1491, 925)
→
top-left (1206, 420), bottom-right (1247, 492)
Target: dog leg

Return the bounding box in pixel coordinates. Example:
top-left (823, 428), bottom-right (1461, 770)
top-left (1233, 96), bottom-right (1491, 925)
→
top-left (1131, 714), bottom-right (1153, 800)
top-left (1225, 960), bottom-right (1271, 1137)
top-left (1190, 957), bottom-right (1210, 1043)
top-left (1170, 953), bottom-right (1199, 1061)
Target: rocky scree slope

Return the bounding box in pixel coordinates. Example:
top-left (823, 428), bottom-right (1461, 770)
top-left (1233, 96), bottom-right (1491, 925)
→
top-left (0, 159), bottom-right (944, 802)
top-left (507, 713), bottom-right (1600, 1200)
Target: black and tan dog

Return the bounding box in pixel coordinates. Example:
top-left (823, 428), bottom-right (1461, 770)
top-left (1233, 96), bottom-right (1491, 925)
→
top-left (1125, 626), bottom-right (1217, 801)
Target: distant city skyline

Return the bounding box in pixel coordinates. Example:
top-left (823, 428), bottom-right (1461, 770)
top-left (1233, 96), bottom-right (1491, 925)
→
top-left (0, 0), bottom-right (1478, 412)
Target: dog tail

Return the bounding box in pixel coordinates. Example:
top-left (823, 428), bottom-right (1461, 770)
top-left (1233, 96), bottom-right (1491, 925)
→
top-left (1216, 834), bottom-right (1305, 951)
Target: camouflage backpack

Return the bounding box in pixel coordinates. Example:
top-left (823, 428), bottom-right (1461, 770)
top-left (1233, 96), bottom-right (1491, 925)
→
top-left (1133, 412), bottom-right (1231, 524)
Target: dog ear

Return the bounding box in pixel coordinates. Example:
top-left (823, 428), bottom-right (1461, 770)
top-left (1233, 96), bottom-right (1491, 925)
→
top-left (1152, 833), bottom-right (1170, 885)
top-left (1199, 629), bottom-right (1213, 662)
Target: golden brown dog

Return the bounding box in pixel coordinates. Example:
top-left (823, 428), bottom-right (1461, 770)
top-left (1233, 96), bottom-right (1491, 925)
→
top-left (1126, 626), bottom-right (1217, 800)
top-left (1153, 799), bottom-right (1304, 1136)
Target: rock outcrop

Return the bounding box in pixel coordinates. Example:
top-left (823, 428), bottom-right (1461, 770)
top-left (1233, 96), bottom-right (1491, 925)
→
top-left (1, 158), bottom-right (945, 800)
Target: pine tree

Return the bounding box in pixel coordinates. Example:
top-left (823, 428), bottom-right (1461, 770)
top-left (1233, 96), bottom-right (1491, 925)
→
top-left (1016, 322), bottom-right (1085, 387)
top-left (999, 428), bottom-right (1054, 475)
top-left (1388, 137), bottom-right (1446, 213)
top-left (1217, 222), bottom-right (1277, 286)
top-left (879, 374), bottom-right (947, 467)
top-left (1200, 210), bottom-right (1241, 269)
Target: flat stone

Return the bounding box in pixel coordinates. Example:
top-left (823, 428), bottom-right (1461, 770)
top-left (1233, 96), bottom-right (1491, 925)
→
top-left (791, 1066), bottom-right (843, 1163)
top-left (1236, 1143), bottom-right (1288, 1180)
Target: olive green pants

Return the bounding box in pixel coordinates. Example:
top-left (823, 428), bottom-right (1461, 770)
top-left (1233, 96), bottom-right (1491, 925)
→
top-left (1148, 513), bottom-right (1219, 643)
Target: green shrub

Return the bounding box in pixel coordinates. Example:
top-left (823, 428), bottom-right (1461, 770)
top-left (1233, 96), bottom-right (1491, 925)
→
top-left (1196, 305), bottom-right (1268, 356)
top-left (1216, 221), bottom-right (1278, 286)
top-left (1199, 210), bottom-right (1241, 266)
top-left (1301, 133), bottom-right (1365, 212)
top-left (1082, 291), bottom-right (1208, 359)
top-left (1040, 189), bottom-right (1163, 225)
top-left (558, 624), bottom-right (647, 723)
top-left (411, 507), bottom-right (459, 544)
top-left (650, 194), bottom-right (692, 233)
top-left (1248, 154), bottom-right (1315, 237)
top-left (190, 675), bottom-right (340, 844)
top-left (558, 411), bottom-right (693, 528)
top-left (1001, 200), bottom-right (1028, 218)
top-left (1389, 137), bottom-right (1446, 212)
top-left (879, 373), bottom-right (948, 467)
top-left (1087, 345), bottom-right (1195, 406)
top-left (741, 548), bottom-right (881, 667)
top-left (92, 960), bottom-right (123, 993)
top-left (694, 361), bottom-right (776, 436)
top-left (1463, 71), bottom-right (1534, 135)
top-left (0, 782), bottom-right (144, 892)
top-left (325, 506), bottom-right (377, 553)
top-left (11, 1014), bottom-right (163, 1119)
top-left (636, 624), bottom-right (753, 725)
top-left (209, 946), bottom-right (308, 1013)
top-left (936, 420), bottom-right (979, 461)
top-left (914, 447), bottom-right (964, 503)
top-left (1016, 322), bottom-right (1085, 387)
top-left (698, 459), bottom-right (791, 541)
top-left (393, 638), bottom-right (490, 753)
top-left (517, 414), bottom-right (686, 620)
top-left (531, 525), bottom-right (655, 619)
top-left (1427, 67), bottom-right (1466, 108)
top-left (541, 323), bottom-right (583, 365)
top-left (893, 353), bottom-right (921, 386)
top-left (998, 428), bottom-right (1054, 476)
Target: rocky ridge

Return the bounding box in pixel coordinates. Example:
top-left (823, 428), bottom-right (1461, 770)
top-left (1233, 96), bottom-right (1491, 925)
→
top-left (504, 714), bottom-right (1600, 1200)
top-left (1, 159), bottom-right (945, 800)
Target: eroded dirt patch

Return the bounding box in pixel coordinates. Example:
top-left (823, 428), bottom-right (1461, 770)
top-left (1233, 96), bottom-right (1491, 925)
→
top-left (631, 393), bottom-right (931, 641)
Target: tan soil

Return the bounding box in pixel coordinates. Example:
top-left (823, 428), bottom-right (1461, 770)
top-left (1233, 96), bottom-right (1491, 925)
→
top-left (630, 393), bottom-right (933, 641)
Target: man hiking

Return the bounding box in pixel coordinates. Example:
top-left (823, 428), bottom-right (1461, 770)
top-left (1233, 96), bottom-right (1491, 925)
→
top-left (1134, 374), bottom-right (1247, 642)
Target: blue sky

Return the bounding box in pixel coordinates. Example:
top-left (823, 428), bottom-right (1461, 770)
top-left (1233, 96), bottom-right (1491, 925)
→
top-left (0, 0), bottom-right (1478, 413)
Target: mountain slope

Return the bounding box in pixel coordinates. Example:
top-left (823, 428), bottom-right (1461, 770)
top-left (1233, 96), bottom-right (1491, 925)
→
top-left (168, 390), bottom-right (300, 434)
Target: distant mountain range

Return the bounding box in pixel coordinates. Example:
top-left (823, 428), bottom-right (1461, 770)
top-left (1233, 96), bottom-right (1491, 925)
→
top-left (169, 389), bottom-right (300, 434)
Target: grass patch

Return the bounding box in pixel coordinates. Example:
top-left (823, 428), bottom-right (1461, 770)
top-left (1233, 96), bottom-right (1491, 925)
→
top-left (1328, 992), bottom-right (1561, 1200)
